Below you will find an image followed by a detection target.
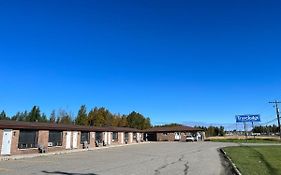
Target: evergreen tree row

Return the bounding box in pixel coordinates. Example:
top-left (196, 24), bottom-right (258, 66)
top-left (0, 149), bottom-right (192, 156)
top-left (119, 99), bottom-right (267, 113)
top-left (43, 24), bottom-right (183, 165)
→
top-left (194, 125), bottom-right (225, 137)
top-left (0, 105), bottom-right (152, 130)
top-left (252, 125), bottom-right (279, 134)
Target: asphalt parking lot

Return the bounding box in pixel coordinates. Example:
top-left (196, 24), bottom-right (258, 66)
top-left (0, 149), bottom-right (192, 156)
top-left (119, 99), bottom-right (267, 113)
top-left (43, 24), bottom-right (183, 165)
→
top-left (0, 142), bottom-right (237, 175)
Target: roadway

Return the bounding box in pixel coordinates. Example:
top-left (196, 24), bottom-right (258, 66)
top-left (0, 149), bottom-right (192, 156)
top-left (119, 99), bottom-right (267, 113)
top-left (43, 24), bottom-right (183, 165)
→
top-left (0, 142), bottom-right (237, 175)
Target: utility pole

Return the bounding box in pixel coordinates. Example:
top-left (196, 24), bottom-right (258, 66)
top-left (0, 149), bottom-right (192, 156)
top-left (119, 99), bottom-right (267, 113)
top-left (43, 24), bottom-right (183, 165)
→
top-left (269, 100), bottom-right (281, 139)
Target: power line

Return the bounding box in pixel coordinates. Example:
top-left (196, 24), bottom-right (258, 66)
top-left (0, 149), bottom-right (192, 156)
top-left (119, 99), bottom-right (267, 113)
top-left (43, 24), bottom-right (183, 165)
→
top-left (260, 118), bottom-right (277, 126)
top-left (269, 100), bottom-right (281, 139)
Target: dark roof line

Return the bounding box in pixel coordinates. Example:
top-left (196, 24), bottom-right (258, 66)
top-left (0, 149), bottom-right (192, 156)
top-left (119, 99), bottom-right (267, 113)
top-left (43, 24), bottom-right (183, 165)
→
top-left (143, 125), bottom-right (203, 132)
top-left (0, 120), bottom-right (140, 132)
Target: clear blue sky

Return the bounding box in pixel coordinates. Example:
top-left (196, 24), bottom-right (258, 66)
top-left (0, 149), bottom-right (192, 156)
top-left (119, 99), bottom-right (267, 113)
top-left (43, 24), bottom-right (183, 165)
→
top-left (1, 0), bottom-right (281, 126)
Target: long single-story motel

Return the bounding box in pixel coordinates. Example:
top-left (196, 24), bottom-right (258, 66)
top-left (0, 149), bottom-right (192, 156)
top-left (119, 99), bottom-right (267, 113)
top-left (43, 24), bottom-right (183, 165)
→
top-left (0, 120), bottom-right (204, 156)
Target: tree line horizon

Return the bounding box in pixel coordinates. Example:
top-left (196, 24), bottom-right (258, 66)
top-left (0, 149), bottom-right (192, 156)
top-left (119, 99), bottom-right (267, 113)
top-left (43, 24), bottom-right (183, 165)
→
top-left (0, 105), bottom-right (151, 130)
top-left (2, 105), bottom-right (265, 137)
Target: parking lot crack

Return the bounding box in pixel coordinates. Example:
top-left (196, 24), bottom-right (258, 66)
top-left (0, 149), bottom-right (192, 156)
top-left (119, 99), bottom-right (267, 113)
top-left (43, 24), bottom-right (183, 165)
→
top-left (184, 161), bottom-right (189, 175)
top-left (154, 154), bottom-right (186, 175)
top-left (178, 154), bottom-right (184, 162)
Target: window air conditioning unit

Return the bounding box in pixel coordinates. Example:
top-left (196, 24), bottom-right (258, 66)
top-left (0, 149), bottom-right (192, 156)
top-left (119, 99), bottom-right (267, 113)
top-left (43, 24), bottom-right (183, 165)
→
top-left (48, 142), bottom-right (53, 147)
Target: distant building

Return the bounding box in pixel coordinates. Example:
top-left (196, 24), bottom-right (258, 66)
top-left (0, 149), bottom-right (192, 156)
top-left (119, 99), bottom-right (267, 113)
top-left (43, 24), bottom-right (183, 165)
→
top-left (143, 125), bottom-right (205, 142)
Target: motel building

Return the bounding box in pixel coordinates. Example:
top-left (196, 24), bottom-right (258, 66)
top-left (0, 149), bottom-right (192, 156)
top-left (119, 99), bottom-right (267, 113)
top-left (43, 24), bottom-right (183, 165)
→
top-left (143, 125), bottom-right (205, 142)
top-left (0, 120), bottom-right (205, 157)
top-left (0, 120), bottom-right (142, 156)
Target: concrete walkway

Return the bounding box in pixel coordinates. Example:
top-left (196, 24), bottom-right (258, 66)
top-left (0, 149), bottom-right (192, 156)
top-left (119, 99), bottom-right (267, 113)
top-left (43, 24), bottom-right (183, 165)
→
top-left (0, 142), bottom-right (145, 161)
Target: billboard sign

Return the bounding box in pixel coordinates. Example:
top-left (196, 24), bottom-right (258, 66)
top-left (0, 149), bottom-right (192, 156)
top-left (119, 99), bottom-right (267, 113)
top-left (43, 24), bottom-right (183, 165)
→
top-left (236, 115), bottom-right (261, 122)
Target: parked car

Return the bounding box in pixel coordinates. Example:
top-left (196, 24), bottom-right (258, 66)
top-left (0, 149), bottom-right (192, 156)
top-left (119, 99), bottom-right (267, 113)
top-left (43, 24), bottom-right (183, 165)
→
top-left (186, 136), bottom-right (195, 142)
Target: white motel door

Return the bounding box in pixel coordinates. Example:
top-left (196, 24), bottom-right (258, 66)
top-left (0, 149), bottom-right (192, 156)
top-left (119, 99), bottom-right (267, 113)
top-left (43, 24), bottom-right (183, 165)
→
top-left (72, 131), bottom-right (78, 149)
top-left (104, 132), bottom-right (108, 145)
top-left (107, 132), bottom-right (111, 145)
top-left (121, 133), bottom-right (124, 144)
top-left (1, 129), bottom-right (12, 155)
top-left (66, 131), bottom-right (71, 149)
top-left (136, 133), bottom-right (140, 142)
top-left (175, 132), bottom-right (181, 140)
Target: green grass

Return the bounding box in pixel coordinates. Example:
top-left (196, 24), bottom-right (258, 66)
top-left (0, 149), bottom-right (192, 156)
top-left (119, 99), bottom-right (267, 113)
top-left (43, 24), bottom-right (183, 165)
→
top-left (223, 146), bottom-right (281, 175)
top-left (210, 138), bottom-right (281, 144)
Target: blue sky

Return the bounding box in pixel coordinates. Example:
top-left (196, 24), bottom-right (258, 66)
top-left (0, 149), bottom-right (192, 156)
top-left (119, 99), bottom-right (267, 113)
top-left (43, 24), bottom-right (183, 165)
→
top-left (1, 0), bottom-right (281, 126)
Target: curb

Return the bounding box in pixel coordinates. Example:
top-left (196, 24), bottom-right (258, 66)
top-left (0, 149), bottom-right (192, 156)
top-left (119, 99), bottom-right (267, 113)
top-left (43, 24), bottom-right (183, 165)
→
top-left (0, 142), bottom-right (149, 161)
top-left (220, 148), bottom-right (242, 175)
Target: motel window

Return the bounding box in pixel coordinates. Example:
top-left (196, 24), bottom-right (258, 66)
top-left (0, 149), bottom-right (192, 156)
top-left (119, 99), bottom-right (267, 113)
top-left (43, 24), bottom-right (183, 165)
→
top-left (133, 133), bottom-right (137, 140)
top-left (18, 130), bottom-right (38, 149)
top-left (81, 132), bottom-right (90, 144)
top-left (124, 132), bottom-right (129, 140)
top-left (112, 132), bottom-right (118, 141)
top-left (95, 132), bottom-right (102, 142)
top-left (48, 131), bottom-right (63, 146)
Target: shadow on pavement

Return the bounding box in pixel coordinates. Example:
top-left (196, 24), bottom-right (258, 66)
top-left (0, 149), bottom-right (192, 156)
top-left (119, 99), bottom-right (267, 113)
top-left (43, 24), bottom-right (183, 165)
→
top-left (42, 170), bottom-right (98, 175)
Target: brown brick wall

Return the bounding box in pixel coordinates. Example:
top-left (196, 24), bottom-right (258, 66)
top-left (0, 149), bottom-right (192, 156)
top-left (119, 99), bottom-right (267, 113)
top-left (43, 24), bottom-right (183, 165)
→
top-left (77, 131), bottom-right (82, 149)
top-left (118, 132), bottom-right (124, 144)
top-left (156, 132), bottom-right (191, 142)
top-left (11, 130), bottom-right (20, 155)
top-left (0, 129), bottom-right (3, 152)
top-left (157, 132), bottom-right (188, 141)
top-left (157, 132), bottom-right (176, 141)
top-left (89, 132), bottom-right (96, 148)
top-left (180, 133), bottom-right (187, 141)
top-left (62, 131), bottom-right (68, 149)
top-left (38, 130), bottom-right (49, 148)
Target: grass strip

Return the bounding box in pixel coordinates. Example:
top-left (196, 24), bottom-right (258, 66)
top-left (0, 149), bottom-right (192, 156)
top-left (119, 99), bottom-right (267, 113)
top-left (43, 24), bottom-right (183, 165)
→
top-left (223, 146), bottom-right (281, 175)
top-left (210, 138), bottom-right (281, 144)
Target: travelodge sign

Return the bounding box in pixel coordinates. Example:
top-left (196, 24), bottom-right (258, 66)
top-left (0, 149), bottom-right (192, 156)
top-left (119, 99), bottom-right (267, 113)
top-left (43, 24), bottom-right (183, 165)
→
top-left (235, 115), bottom-right (261, 122)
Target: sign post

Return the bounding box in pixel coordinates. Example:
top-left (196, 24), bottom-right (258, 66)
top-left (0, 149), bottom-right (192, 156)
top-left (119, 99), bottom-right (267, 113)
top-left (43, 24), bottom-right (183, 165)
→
top-left (243, 122), bottom-right (247, 140)
top-left (235, 115), bottom-right (261, 140)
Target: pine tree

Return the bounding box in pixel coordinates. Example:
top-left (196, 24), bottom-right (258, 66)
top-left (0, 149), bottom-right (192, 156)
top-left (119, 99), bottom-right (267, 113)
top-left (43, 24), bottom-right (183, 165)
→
top-left (118, 115), bottom-right (128, 127)
top-left (11, 111), bottom-right (28, 121)
top-left (41, 113), bottom-right (48, 122)
top-left (0, 110), bottom-right (9, 120)
top-left (127, 111), bottom-right (149, 129)
top-left (87, 107), bottom-right (109, 127)
top-left (75, 105), bottom-right (88, 125)
top-left (57, 109), bottom-right (73, 124)
top-left (49, 110), bottom-right (56, 123)
top-left (27, 106), bottom-right (41, 122)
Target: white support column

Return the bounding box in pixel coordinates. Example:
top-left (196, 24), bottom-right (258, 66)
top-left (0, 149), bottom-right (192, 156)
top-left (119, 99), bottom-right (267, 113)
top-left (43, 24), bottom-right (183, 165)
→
top-left (107, 132), bottom-right (111, 145)
top-left (136, 133), bottom-right (140, 142)
top-left (104, 132), bottom-right (108, 145)
top-left (129, 132), bottom-right (133, 143)
top-left (120, 132), bottom-right (124, 144)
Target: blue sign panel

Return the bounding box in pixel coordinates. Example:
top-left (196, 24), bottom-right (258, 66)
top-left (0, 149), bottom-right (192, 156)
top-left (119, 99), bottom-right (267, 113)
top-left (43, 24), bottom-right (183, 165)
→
top-left (236, 115), bottom-right (261, 122)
